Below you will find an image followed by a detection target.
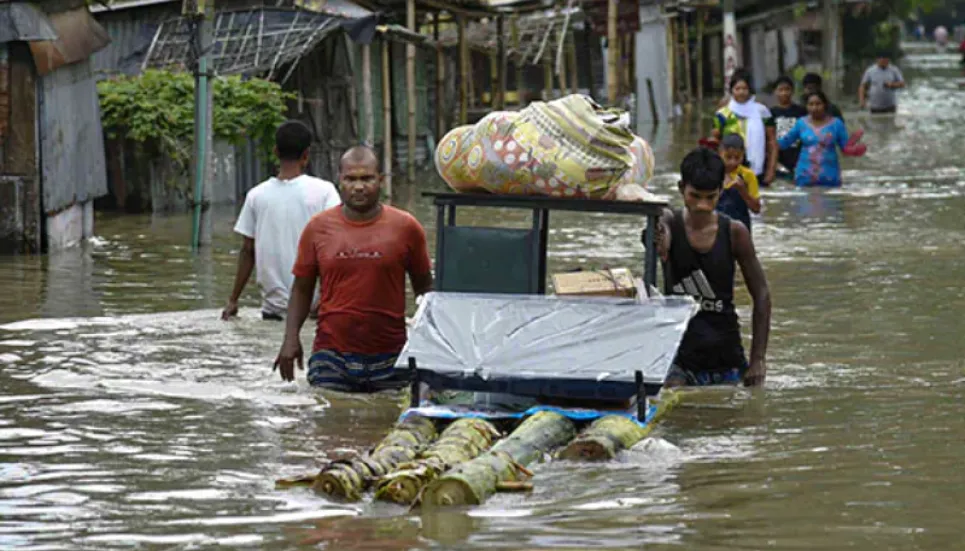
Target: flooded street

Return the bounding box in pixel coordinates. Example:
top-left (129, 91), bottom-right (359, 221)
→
top-left (3, 51), bottom-right (965, 550)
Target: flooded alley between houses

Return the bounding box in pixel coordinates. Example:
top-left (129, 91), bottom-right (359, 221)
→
top-left (2, 51), bottom-right (965, 550)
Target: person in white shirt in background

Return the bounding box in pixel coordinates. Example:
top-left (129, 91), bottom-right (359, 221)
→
top-left (221, 120), bottom-right (341, 321)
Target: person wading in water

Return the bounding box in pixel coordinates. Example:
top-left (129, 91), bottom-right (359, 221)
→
top-left (649, 148), bottom-right (771, 387)
top-left (273, 146), bottom-right (433, 392)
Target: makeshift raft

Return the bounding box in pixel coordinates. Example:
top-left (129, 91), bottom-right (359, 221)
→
top-left (278, 292), bottom-right (697, 509)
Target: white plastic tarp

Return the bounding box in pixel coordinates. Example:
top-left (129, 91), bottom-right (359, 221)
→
top-left (397, 292), bottom-right (698, 386)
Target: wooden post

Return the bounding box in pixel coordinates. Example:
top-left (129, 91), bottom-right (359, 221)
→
top-left (458, 14), bottom-right (468, 124)
top-left (696, 9), bottom-right (704, 102)
top-left (496, 16), bottom-right (506, 109)
top-left (682, 14), bottom-right (693, 104)
top-left (434, 12), bottom-right (445, 139)
top-left (722, 0), bottom-right (739, 92)
top-left (606, 0), bottom-right (618, 105)
top-left (362, 43), bottom-right (374, 146)
top-left (543, 57), bottom-right (553, 100)
top-left (822, 0), bottom-right (841, 93)
top-left (490, 50), bottom-right (498, 107)
top-left (581, 26), bottom-right (596, 100)
top-left (567, 33), bottom-right (578, 94)
top-left (406, 0), bottom-right (416, 184)
top-left (512, 14), bottom-right (525, 106)
top-left (667, 16), bottom-right (676, 107)
top-left (7, 43), bottom-right (40, 253)
top-left (382, 38), bottom-right (393, 203)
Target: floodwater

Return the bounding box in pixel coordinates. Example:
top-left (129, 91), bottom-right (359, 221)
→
top-left (2, 51), bottom-right (965, 550)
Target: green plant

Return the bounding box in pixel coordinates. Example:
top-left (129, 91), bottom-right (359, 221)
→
top-left (98, 69), bottom-right (294, 171)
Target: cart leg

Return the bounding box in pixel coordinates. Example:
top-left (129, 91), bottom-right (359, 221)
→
top-left (643, 215), bottom-right (658, 292)
top-left (435, 205), bottom-right (446, 288)
top-left (635, 370), bottom-right (646, 422)
top-left (409, 357), bottom-right (421, 408)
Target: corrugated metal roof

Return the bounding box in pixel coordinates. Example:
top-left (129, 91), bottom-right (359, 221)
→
top-left (28, 6), bottom-right (111, 75)
top-left (143, 8), bottom-right (343, 78)
top-left (88, 0), bottom-right (178, 14)
top-left (0, 3), bottom-right (58, 42)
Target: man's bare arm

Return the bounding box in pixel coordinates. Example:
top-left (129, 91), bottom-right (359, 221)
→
top-left (274, 275), bottom-right (315, 382)
top-left (732, 221), bottom-right (771, 385)
top-left (410, 271), bottom-right (433, 297)
top-left (222, 237), bottom-right (255, 320)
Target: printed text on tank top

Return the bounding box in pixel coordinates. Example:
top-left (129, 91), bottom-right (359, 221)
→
top-left (669, 211), bottom-right (735, 316)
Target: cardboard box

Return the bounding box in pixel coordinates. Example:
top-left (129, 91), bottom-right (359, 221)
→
top-left (552, 268), bottom-right (637, 298)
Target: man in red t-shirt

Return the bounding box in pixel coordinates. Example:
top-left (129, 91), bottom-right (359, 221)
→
top-left (273, 146), bottom-right (433, 392)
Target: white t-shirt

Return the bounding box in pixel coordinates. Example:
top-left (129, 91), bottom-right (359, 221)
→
top-left (234, 175), bottom-right (341, 315)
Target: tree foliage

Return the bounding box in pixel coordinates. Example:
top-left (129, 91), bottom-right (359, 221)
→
top-left (98, 70), bottom-right (294, 168)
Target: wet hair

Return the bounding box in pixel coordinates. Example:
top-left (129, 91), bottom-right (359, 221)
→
top-left (803, 90), bottom-right (830, 108)
top-left (339, 145), bottom-right (380, 172)
top-left (802, 73), bottom-right (823, 88)
top-left (729, 69), bottom-right (755, 94)
top-left (773, 75), bottom-right (794, 90)
top-left (680, 147), bottom-right (725, 191)
top-left (720, 134), bottom-right (745, 151)
top-left (275, 120), bottom-right (313, 161)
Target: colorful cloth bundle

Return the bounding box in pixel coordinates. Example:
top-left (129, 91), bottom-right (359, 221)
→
top-left (435, 95), bottom-right (655, 199)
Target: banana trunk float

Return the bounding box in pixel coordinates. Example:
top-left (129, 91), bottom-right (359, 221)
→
top-left (375, 417), bottom-right (501, 506)
top-left (559, 391), bottom-right (681, 461)
top-left (421, 411), bottom-right (577, 507)
top-left (313, 414), bottom-right (437, 500)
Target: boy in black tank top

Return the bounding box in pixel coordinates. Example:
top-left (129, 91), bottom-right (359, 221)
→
top-left (651, 148), bottom-right (772, 387)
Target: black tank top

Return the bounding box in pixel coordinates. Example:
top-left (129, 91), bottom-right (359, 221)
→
top-left (664, 210), bottom-right (741, 346)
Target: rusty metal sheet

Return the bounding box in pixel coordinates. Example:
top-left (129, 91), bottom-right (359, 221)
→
top-left (0, 3), bottom-right (58, 43)
top-left (29, 6), bottom-right (111, 76)
top-left (90, 4), bottom-right (174, 78)
top-left (38, 58), bottom-right (108, 213)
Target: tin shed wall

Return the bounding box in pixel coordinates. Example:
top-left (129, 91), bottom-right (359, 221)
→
top-left (39, 58), bottom-right (108, 213)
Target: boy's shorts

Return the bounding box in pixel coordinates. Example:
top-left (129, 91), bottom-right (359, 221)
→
top-left (307, 349), bottom-right (409, 393)
top-left (666, 364), bottom-right (747, 387)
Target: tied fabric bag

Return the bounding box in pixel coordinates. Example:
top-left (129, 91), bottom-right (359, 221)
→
top-left (435, 95), bottom-right (655, 199)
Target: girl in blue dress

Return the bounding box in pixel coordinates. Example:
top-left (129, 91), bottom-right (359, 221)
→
top-left (777, 91), bottom-right (850, 188)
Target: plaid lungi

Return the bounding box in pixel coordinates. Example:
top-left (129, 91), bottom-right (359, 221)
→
top-left (306, 349), bottom-right (410, 393)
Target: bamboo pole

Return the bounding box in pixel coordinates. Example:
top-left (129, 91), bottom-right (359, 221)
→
top-left (567, 33), bottom-right (578, 95)
top-left (512, 14), bottom-right (525, 106)
top-left (556, 33), bottom-right (568, 96)
top-left (362, 43), bottom-right (374, 146)
top-left (696, 10), bottom-right (704, 102)
top-left (406, 0), bottom-right (417, 184)
top-left (382, 38), bottom-right (393, 203)
top-left (496, 16), bottom-right (506, 109)
top-left (606, 0), bottom-right (618, 105)
top-left (458, 14), bottom-right (468, 124)
top-left (683, 15), bottom-right (693, 105)
top-left (543, 56), bottom-right (552, 100)
top-left (434, 12), bottom-right (445, 139)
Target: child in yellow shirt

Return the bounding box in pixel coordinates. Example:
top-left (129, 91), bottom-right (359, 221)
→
top-left (717, 134), bottom-right (762, 234)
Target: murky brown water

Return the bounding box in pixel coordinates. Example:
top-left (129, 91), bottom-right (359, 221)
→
top-left (2, 51), bottom-right (965, 550)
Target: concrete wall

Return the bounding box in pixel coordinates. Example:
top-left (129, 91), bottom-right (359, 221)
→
top-left (45, 201), bottom-right (94, 251)
top-left (635, 5), bottom-right (672, 124)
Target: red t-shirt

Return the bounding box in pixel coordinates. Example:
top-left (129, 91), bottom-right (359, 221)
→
top-left (292, 205), bottom-right (432, 355)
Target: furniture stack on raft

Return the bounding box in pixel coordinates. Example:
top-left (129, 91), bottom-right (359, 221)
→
top-left (279, 97), bottom-right (699, 508)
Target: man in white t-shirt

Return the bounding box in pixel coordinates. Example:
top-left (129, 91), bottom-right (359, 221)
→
top-left (222, 120), bottom-right (341, 321)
